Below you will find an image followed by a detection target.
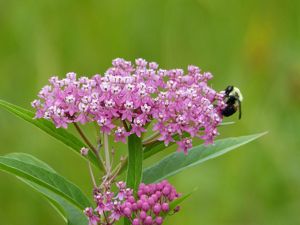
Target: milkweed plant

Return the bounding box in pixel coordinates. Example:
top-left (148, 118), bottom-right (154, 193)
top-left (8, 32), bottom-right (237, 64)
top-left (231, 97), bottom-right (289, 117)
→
top-left (0, 58), bottom-right (266, 225)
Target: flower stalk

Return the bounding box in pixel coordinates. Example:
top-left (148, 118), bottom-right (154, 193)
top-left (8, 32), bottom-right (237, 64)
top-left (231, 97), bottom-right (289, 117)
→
top-left (73, 123), bottom-right (105, 171)
top-left (88, 162), bottom-right (97, 188)
top-left (142, 131), bottom-right (161, 146)
top-left (103, 133), bottom-right (111, 176)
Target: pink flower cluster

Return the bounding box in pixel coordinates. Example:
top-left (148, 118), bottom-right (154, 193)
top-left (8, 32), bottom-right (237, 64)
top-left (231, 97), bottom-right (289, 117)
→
top-left (32, 58), bottom-right (225, 153)
top-left (84, 180), bottom-right (180, 225)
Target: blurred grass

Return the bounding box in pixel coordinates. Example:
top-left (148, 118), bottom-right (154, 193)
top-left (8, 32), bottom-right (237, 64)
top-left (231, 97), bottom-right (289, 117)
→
top-left (0, 0), bottom-right (300, 224)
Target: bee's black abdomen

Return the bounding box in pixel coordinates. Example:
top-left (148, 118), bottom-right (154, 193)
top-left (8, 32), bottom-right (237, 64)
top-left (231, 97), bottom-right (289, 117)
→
top-left (222, 105), bottom-right (237, 117)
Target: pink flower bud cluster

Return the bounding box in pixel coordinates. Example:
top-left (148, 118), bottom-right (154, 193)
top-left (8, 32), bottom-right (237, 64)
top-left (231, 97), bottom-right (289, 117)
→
top-left (84, 180), bottom-right (180, 225)
top-left (32, 58), bottom-right (225, 153)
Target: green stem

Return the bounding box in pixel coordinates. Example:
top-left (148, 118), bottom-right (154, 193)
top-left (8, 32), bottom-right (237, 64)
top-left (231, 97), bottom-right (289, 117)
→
top-left (103, 134), bottom-right (111, 175)
top-left (93, 122), bottom-right (102, 147)
top-left (73, 123), bottom-right (105, 171)
top-left (142, 131), bottom-right (161, 146)
top-left (88, 162), bottom-right (97, 188)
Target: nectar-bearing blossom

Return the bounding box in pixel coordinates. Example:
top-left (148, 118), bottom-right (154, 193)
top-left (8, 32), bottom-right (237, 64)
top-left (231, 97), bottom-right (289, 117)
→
top-left (84, 180), bottom-right (180, 225)
top-left (32, 58), bottom-right (226, 153)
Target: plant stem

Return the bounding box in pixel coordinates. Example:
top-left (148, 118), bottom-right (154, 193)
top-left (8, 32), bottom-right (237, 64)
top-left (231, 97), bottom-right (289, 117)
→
top-left (73, 123), bottom-right (105, 171)
top-left (142, 131), bottom-right (161, 146)
top-left (103, 212), bottom-right (110, 225)
top-left (103, 133), bottom-right (111, 176)
top-left (94, 122), bottom-right (102, 146)
top-left (122, 120), bottom-right (130, 132)
top-left (108, 163), bottom-right (121, 184)
top-left (111, 156), bottom-right (128, 177)
top-left (143, 138), bottom-right (160, 147)
top-left (88, 162), bottom-right (97, 188)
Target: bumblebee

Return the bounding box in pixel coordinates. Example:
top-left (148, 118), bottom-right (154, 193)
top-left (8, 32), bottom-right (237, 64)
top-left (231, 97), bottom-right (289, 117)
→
top-left (221, 85), bottom-right (243, 119)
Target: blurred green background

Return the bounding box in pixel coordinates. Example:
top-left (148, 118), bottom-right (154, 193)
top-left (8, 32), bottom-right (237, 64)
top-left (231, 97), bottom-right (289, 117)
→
top-left (1, 0), bottom-right (300, 224)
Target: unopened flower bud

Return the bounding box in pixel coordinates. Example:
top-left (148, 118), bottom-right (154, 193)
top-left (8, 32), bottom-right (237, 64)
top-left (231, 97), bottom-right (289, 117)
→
top-left (80, 147), bottom-right (89, 156)
top-left (144, 216), bottom-right (153, 225)
top-left (161, 203), bottom-right (169, 212)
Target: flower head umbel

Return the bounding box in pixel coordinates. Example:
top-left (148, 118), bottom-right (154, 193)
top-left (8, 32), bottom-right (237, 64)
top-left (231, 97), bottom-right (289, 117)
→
top-left (32, 58), bottom-right (225, 153)
top-left (84, 180), bottom-right (180, 225)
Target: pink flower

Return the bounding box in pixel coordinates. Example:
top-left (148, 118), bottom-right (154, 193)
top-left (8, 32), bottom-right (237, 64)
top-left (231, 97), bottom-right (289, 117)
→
top-left (85, 180), bottom-right (180, 225)
top-left (114, 127), bottom-right (128, 143)
top-left (131, 118), bottom-right (146, 137)
top-left (97, 116), bottom-right (115, 134)
top-left (84, 207), bottom-right (100, 225)
top-left (177, 138), bottom-right (193, 155)
top-left (32, 58), bottom-right (226, 153)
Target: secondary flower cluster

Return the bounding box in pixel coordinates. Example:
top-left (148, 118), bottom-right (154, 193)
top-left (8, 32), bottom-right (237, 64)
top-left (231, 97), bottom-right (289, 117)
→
top-left (84, 180), bottom-right (180, 225)
top-left (32, 58), bottom-right (225, 153)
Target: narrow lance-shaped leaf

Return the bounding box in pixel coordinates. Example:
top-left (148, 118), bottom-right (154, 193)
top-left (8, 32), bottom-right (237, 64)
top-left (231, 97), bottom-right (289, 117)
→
top-left (0, 153), bottom-right (91, 210)
top-left (124, 134), bottom-right (143, 225)
top-left (23, 181), bottom-right (88, 225)
top-left (0, 153), bottom-right (89, 225)
top-left (143, 132), bottom-right (267, 184)
top-left (115, 122), bottom-right (236, 177)
top-left (0, 99), bottom-right (100, 169)
top-left (4, 153), bottom-right (88, 225)
top-left (143, 121), bottom-right (235, 160)
top-left (163, 187), bottom-right (198, 219)
top-left (126, 134), bottom-right (143, 192)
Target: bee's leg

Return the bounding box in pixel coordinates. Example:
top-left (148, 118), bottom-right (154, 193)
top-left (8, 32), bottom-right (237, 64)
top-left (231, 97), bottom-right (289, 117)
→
top-left (238, 100), bottom-right (242, 119)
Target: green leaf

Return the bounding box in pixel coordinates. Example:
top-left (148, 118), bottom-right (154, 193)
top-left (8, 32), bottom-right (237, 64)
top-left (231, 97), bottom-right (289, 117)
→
top-left (23, 180), bottom-right (88, 225)
top-left (143, 122), bottom-right (235, 160)
top-left (164, 187), bottom-right (197, 219)
top-left (0, 99), bottom-right (99, 169)
top-left (10, 153), bottom-right (87, 225)
top-left (0, 153), bottom-right (91, 212)
top-left (126, 134), bottom-right (143, 192)
top-left (0, 153), bottom-right (89, 225)
top-left (114, 122), bottom-right (236, 178)
top-left (6, 152), bottom-right (56, 172)
top-left (7, 153), bottom-right (88, 225)
top-left (124, 134), bottom-right (143, 225)
top-left (143, 132), bottom-right (267, 183)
